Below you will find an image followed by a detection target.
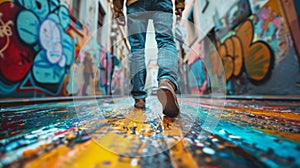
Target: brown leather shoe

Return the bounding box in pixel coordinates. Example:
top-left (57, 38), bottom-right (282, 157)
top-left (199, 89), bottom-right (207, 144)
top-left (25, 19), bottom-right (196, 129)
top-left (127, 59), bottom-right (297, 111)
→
top-left (157, 79), bottom-right (179, 117)
top-left (134, 98), bottom-right (146, 108)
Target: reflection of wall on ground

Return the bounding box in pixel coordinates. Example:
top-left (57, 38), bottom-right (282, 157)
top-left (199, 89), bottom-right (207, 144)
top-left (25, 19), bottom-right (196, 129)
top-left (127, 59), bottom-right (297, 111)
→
top-left (0, 0), bottom-right (91, 98)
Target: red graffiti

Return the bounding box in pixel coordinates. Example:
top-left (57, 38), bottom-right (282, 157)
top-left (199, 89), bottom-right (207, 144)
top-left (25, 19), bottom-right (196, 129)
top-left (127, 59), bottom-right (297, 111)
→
top-left (0, 2), bottom-right (35, 82)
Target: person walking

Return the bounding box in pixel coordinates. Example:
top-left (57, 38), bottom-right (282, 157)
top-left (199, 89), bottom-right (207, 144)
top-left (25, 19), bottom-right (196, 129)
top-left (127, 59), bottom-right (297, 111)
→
top-left (82, 51), bottom-right (94, 96)
top-left (113, 0), bottom-right (185, 117)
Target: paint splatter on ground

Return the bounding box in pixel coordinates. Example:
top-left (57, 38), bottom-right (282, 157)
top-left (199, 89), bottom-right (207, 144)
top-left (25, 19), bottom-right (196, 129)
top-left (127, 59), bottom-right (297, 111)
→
top-left (0, 96), bottom-right (299, 167)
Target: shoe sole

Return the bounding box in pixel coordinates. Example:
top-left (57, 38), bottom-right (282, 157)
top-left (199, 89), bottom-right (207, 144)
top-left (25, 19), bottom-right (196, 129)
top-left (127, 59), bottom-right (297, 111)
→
top-left (157, 87), bottom-right (179, 117)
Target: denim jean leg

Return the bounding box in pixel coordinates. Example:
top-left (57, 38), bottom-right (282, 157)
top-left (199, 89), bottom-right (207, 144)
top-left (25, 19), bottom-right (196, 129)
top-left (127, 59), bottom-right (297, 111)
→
top-left (127, 6), bottom-right (149, 99)
top-left (152, 1), bottom-right (179, 90)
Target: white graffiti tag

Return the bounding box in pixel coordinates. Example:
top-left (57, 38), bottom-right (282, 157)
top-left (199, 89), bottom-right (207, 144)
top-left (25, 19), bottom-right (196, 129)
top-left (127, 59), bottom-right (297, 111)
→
top-left (0, 13), bottom-right (13, 58)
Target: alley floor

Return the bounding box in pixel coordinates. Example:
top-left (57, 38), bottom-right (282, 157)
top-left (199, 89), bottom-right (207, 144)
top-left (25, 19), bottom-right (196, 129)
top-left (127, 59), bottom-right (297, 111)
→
top-left (0, 96), bottom-right (300, 168)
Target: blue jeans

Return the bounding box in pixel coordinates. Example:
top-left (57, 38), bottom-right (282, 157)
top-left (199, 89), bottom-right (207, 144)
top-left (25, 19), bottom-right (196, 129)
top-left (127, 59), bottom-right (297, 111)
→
top-left (127, 0), bottom-right (179, 99)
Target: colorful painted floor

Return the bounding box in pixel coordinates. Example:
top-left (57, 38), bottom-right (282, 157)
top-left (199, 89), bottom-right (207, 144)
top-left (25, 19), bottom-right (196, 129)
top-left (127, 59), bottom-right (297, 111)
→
top-left (0, 96), bottom-right (300, 168)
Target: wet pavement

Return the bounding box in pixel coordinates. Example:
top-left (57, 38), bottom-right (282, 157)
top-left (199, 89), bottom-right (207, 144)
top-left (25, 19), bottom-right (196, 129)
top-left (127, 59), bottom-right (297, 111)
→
top-left (0, 96), bottom-right (300, 168)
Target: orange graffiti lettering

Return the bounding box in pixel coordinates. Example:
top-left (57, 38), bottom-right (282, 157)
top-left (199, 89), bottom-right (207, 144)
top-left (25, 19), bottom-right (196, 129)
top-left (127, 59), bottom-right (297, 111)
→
top-left (215, 20), bottom-right (273, 82)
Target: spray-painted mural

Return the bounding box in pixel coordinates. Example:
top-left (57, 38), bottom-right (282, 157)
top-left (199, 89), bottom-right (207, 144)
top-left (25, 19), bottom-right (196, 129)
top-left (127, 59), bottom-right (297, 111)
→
top-left (187, 40), bottom-right (209, 94)
top-left (207, 0), bottom-right (300, 95)
top-left (185, 0), bottom-right (300, 95)
top-left (0, 0), bottom-right (92, 97)
top-left (97, 46), bottom-right (121, 95)
top-left (215, 20), bottom-right (274, 83)
top-left (253, 4), bottom-right (290, 65)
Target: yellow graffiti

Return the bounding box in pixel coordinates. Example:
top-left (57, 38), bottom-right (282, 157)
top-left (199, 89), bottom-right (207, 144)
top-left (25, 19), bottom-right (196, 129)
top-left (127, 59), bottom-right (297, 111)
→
top-left (0, 0), bottom-right (11, 4)
top-left (214, 20), bottom-right (273, 82)
top-left (23, 103), bottom-right (203, 167)
top-left (0, 12), bottom-right (13, 58)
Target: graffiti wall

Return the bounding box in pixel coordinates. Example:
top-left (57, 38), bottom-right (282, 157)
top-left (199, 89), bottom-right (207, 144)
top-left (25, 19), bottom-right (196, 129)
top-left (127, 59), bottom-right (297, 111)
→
top-left (0, 0), bottom-right (91, 98)
top-left (189, 0), bottom-right (300, 95)
top-left (187, 40), bottom-right (210, 94)
top-left (217, 0), bottom-right (300, 95)
top-left (215, 20), bottom-right (274, 83)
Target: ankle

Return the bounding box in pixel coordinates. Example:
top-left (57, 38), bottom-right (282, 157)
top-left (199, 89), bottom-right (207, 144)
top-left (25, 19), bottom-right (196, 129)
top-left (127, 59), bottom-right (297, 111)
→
top-left (159, 79), bottom-right (176, 91)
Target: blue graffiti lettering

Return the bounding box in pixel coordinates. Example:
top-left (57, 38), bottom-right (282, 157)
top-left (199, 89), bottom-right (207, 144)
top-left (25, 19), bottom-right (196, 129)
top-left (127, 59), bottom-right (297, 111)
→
top-left (0, 80), bottom-right (19, 94)
top-left (49, 0), bottom-right (60, 12)
top-left (61, 32), bottom-right (75, 65)
top-left (2, 0), bottom-right (79, 97)
top-left (22, 0), bottom-right (49, 20)
top-left (58, 5), bottom-right (70, 30)
top-left (33, 51), bottom-right (64, 83)
top-left (16, 10), bottom-right (39, 44)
